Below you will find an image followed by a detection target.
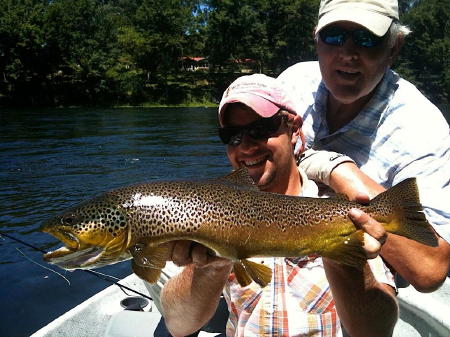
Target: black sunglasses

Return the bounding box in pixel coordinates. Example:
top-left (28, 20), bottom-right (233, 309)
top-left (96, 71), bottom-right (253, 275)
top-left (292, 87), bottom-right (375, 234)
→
top-left (319, 26), bottom-right (386, 48)
top-left (218, 113), bottom-right (286, 146)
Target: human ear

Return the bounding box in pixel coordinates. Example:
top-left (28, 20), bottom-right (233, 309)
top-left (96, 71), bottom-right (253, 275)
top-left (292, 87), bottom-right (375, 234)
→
top-left (290, 115), bottom-right (304, 149)
top-left (388, 35), bottom-right (404, 65)
top-left (312, 27), bottom-right (319, 47)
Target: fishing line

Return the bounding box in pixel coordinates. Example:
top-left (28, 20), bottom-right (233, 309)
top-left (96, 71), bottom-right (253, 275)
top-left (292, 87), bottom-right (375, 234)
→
top-left (0, 231), bottom-right (153, 301)
top-left (16, 247), bottom-right (71, 285)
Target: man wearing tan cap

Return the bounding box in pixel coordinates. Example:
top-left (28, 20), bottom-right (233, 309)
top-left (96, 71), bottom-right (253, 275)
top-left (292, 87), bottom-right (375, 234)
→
top-left (279, 0), bottom-right (450, 293)
top-left (160, 74), bottom-right (398, 337)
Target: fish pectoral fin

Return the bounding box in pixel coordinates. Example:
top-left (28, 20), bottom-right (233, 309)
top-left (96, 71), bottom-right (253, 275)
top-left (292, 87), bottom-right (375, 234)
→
top-left (323, 230), bottom-right (366, 269)
top-left (233, 262), bottom-right (253, 287)
top-left (129, 243), bottom-right (170, 269)
top-left (132, 260), bottom-right (162, 283)
top-left (233, 259), bottom-right (272, 288)
top-left (242, 259), bottom-right (272, 287)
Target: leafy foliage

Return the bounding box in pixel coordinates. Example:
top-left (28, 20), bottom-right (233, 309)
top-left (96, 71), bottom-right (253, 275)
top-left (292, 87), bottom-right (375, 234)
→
top-left (394, 0), bottom-right (450, 107)
top-left (0, 0), bottom-right (447, 108)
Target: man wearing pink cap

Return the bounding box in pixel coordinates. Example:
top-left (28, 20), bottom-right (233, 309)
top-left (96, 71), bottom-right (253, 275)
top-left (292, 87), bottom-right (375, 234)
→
top-left (279, 0), bottom-right (450, 292)
top-left (160, 74), bottom-right (398, 337)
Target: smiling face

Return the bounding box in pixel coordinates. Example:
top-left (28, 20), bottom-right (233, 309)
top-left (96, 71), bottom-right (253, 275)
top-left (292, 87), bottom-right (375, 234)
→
top-left (224, 103), bottom-right (302, 196)
top-left (316, 21), bottom-right (400, 108)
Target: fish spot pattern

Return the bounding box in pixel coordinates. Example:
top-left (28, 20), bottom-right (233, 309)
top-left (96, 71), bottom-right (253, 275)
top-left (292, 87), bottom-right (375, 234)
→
top-left (49, 175), bottom-right (390, 251)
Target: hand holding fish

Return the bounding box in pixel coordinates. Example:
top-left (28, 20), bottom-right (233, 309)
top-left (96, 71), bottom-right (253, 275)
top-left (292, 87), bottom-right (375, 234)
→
top-left (349, 208), bottom-right (387, 259)
top-left (166, 240), bottom-right (232, 269)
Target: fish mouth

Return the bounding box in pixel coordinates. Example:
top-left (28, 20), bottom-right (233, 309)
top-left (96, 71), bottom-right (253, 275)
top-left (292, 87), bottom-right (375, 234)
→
top-left (41, 227), bottom-right (106, 269)
top-left (43, 246), bottom-right (105, 270)
top-left (41, 226), bottom-right (132, 270)
top-left (41, 226), bottom-right (80, 250)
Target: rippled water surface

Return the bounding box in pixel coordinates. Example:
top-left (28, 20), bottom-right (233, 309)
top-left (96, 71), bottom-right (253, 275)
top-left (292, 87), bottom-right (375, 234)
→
top-left (0, 107), bottom-right (229, 337)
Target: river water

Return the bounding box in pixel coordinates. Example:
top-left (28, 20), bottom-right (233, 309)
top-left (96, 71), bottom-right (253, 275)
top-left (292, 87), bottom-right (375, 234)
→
top-left (0, 107), bottom-right (230, 337)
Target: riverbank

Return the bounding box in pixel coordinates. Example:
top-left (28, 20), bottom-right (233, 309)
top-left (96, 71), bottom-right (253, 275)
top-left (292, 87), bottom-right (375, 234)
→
top-left (114, 101), bottom-right (218, 108)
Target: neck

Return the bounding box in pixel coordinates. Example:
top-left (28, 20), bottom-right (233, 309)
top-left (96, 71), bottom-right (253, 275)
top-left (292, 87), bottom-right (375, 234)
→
top-left (283, 161), bottom-right (302, 196)
top-left (326, 94), bottom-right (372, 133)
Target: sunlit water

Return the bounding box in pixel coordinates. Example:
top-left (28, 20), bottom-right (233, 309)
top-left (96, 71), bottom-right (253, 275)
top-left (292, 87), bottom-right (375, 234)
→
top-left (0, 107), bottom-right (229, 337)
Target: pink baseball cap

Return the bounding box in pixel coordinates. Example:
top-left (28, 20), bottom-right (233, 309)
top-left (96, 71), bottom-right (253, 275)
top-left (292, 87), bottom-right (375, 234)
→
top-left (218, 74), bottom-right (297, 126)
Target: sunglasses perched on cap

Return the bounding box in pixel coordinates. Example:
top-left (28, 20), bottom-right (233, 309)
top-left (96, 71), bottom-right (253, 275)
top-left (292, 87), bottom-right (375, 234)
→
top-left (218, 113), bottom-right (287, 146)
top-left (319, 26), bottom-right (386, 48)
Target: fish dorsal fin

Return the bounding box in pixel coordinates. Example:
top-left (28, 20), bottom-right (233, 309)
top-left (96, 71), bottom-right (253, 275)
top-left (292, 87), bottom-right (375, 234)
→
top-left (132, 260), bottom-right (162, 283)
top-left (220, 168), bottom-right (259, 191)
top-left (233, 259), bottom-right (272, 288)
top-left (129, 242), bottom-right (170, 269)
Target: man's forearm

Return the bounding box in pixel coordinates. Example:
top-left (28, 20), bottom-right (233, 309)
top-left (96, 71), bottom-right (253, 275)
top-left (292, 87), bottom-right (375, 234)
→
top-left (323, 259), bottom-right (398, 337)
top-left (161, 263), bottom-right (232, 336)
top-left (328, 161), bottom-right (385, 200)
top-left (381, 234), bottom-right (450, 292)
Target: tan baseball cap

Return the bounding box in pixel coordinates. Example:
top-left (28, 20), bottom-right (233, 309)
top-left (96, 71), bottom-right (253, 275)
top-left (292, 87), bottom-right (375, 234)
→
top-left (317, 0), bottom-right (399, 37)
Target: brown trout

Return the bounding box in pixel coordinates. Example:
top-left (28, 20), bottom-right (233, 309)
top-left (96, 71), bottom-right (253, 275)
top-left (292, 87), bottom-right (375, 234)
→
top-left (41, 169), bottom-right (437, 287)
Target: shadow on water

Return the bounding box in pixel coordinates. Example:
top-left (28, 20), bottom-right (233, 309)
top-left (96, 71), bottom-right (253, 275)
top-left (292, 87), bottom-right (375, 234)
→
top-left (0, 107), bottom-right (229, 337)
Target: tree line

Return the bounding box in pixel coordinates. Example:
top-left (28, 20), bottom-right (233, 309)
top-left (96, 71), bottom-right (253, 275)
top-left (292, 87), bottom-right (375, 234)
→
top-left (0, 0), bottom-right (448, 109)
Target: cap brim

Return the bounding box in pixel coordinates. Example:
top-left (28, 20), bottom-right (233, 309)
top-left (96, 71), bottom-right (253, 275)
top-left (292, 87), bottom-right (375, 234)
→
top-left (218, 94), bottom-right (280, 126)
top-left (317, 8), bottom-right (393, 36)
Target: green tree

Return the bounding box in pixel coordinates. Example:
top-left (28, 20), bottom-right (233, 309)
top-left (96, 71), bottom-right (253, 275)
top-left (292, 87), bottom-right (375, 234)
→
top-left (0, 0), bottom-right (49, 105)
top-left (43, 0), bottom-right (120, 105)
top-left (395, 0), bottom-right (450, 107)
top-left (398, 0), bottom-right (413, 15)
top-left (266, 0), bottom-right (319, 73)
top-left (133, 0), bottom-right (197, 79)
top-left (106, 25), bottom-right (147, 103)
top-left (205, 0), bottom-right (270, 71)
top-left (183, 1), bottom-right (209, 57)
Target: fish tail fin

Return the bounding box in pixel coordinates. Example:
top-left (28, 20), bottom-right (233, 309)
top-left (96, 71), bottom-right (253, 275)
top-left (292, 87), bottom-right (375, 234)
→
top-left (371, 178), bottom-right (438, 247)
top-left (233, 259), bottom-right (272, 288)
top-left (322, 230), bottom-right (367, 269)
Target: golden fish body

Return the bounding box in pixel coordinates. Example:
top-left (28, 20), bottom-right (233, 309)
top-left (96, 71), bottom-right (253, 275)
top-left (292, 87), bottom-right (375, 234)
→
top-left (41, 169), bottom-right (437, 287)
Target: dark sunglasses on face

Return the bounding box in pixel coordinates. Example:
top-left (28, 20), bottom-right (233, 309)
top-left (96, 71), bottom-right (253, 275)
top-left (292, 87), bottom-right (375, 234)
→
top-left (319, 26), bottom-right (386, 48)
top-left (218, 113), bottom-right (286, 146)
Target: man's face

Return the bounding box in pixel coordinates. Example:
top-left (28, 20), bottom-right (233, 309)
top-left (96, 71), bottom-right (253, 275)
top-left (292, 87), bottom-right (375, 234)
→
top-left (316, 21), bottom-right (398, 106)
top-left (224, 104), bottom-right (298, 194)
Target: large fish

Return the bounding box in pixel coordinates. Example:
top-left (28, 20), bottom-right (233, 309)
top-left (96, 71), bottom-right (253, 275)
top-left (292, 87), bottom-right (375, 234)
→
top-left (41, 169), bottom-right (437, 287)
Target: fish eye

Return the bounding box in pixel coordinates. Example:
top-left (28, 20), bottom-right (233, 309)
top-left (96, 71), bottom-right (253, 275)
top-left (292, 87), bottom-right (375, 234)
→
top-left (61, 215), bottom-right (75, 225)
